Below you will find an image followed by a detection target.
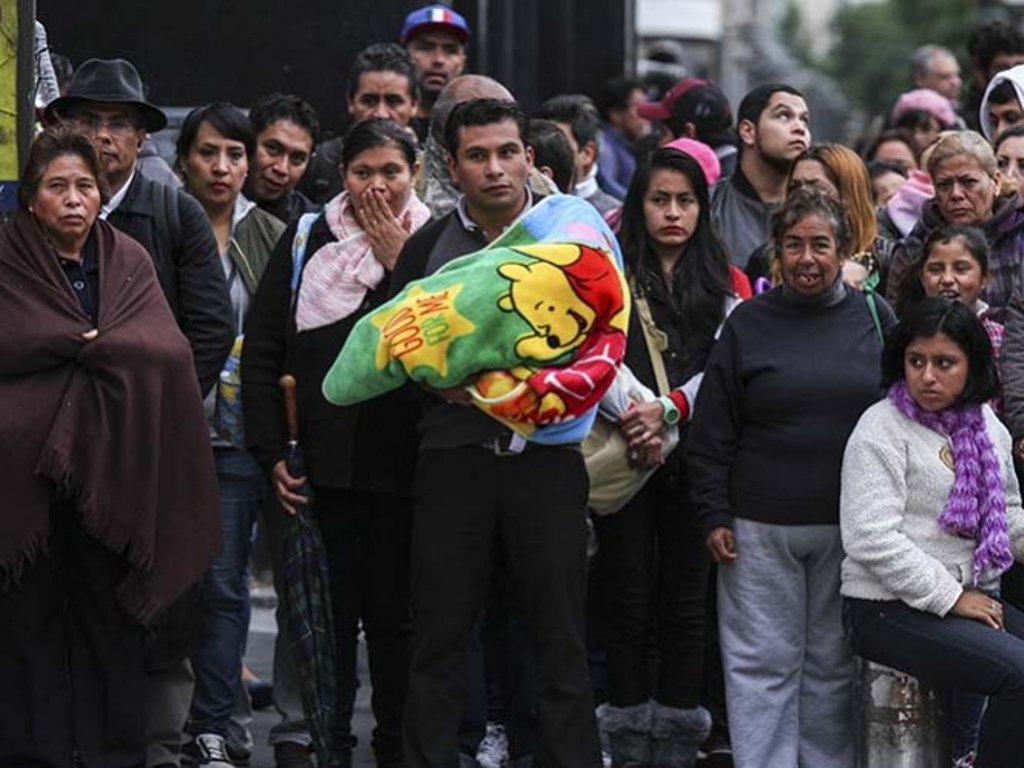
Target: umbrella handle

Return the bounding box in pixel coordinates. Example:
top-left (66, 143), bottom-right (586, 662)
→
top-left (279, 374), bottom-right (300, 441)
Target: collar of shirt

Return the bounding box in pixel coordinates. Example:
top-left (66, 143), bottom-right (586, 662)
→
top-left (455, 185), bottom-right (533, 233)
top-left (100, 168), bottom-right (137, 220)
top-left (233, 193), bottom-right (255, 231)
top-left (574, 165), bottom-right (600, 199)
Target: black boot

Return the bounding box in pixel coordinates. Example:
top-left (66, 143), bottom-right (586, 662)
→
top-left (597, 702), bottom-right (652, 768)
top-left (650, 703), bottom-right (710, 768)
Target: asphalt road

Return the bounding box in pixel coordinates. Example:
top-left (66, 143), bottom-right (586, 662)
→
top-left (244, 602), bottom-right (376, 768)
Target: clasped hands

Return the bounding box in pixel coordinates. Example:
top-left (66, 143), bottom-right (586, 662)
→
top-left (619, 400), bottom-right (666, 470)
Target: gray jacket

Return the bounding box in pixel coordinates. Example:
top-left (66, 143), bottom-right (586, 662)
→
top-left (710, 173), bottom-right (777, 269)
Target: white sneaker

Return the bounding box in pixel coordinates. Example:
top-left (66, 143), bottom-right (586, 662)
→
top-left (476, 722), bottom-right (510, 768)
top-left (183, 733), bottom-right (234, 768)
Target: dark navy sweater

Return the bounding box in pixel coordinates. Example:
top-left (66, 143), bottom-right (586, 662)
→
top-left (687, 285), bottom-right (895, 533)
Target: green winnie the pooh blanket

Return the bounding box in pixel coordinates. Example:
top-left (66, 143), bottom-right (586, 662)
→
top-left (322, 195), bottom-right (630, 444)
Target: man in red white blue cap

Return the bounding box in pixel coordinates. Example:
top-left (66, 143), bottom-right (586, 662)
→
top-left (401, 3), bottom-right (470, 142)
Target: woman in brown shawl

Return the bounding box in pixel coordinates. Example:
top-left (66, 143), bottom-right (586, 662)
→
top-left (0, 127), bottom-right (221, 766)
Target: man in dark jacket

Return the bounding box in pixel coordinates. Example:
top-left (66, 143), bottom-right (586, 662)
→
top-left (393, 97), bottom-right (602, 768)
top-left (709, 83), bottom-right (810, 269)
top-left (298, 43), bottom-right (420, 205)
top-left (638, 78), bottom-right (738, 180)
top-left (246, 93), bottom-right (321, 226)
top-left (46, 57), bottom-right (234, 768)
top-left (537, 93), bottom-right (622, 216)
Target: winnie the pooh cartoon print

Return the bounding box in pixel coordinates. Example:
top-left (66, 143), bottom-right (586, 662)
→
top-left (496, 242), bottom-right (627, 363)
top-left (322, 194), bottom-right (629, 443)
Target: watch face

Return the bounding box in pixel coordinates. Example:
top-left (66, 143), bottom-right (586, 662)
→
top-left (663, 400), bottom-right (680, 425)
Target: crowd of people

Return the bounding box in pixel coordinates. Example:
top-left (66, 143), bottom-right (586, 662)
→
top-left (13, 5), bottom-right (1024, 768)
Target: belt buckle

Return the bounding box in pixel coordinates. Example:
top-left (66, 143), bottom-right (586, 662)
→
top-left (488, 433), bottom-right (526, 456)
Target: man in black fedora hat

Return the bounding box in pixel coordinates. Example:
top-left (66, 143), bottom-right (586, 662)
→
top-left (47, 57), bottom-right (234, 768)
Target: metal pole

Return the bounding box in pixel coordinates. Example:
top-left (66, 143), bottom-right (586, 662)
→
top-left (0, 0), bottom-right (32, 216)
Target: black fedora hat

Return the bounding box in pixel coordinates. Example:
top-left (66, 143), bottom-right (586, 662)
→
top-left (45, 58), bottom-right (167, 132)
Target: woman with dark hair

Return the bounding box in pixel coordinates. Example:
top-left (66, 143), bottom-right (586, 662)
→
top-left (0, 127), bottom-right (219, 765)
top-left (864, 128), bottom-right (920, 173)
top-left (842, 298), bottom-right (1024, 768)
top-left (897, 225), bottom-right (1004, 413)
top-left (869, 160), bottom-right (908, 206)
top-left (891, 87), bottom-right (957, 154)
top-left (593, 146), bottom-right (748, 768)
top-left (995, 125), bottom-right (1024, 189)
top-left (688, 187), bottom-right (895, 768)
top-left (242, 118), bottom-right (430, 767)
top-left (174, 102), bottom-right (288, 763)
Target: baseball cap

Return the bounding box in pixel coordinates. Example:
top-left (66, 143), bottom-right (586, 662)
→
top-left (638, 79), bottom-right (733, 138)
top-left (400, 4), bottom-right (470, 45)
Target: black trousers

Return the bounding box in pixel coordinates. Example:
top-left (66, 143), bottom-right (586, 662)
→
top-left (315, 487), bottom-right (413, 763)
top-left (403, 445), bottom-right (601, 768)
top-left (458, 552), bottom-right (538, 759)
top-left (0, 504), bottom-right (146, 768)
top-left (846, 597), bottom-right (1024, 766)
top-left (593, 467), bottom-right (709, 708)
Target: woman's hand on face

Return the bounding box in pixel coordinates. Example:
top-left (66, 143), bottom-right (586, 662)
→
top-left (706, 527), bottom-right (738, 564)
top-left (271, 459), bottom-right (307, 516)
top-left (361, 188), bottom-right (411, 271)
top-left (620, 401), bottom-right (665, 447)
top-left (950, 590), bottom-right (1004, 630)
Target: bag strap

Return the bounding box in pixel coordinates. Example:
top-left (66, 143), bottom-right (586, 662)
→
top-left (289, 212), bottom-right (319, 293)
top-left (864, 284), bottom-right (884, 344)
top-left (630, 277), bottom-right (671, 396)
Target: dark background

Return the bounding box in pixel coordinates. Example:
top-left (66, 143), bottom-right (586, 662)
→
top-left (39, 0), bottom-right (633, 136)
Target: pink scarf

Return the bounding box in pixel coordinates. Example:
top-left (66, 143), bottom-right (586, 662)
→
top-left (295, 190), bottom-right (430, 332)
top-left (889, 380), bottom-right (1012, 583)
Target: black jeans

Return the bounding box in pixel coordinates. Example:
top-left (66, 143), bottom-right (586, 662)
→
top-left (459, 571), bottom-right (538, 760)
top-left (403, 445), bottom-right (601, 768)
top-left (845, 596), bottom-right (1024, 767)
top-left (315, 487), bottom-right (413, 764)
top-left (593, 467), bottom-right (709, 708)
top-left (0, 504), bottom-right (146, 767)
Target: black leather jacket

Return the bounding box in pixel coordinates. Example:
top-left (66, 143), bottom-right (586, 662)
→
top-left (108, 171), bottom-right (234, 396)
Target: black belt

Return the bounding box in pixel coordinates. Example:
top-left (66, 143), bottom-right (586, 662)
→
top-left (475, 433), bottom-right (580, 456)
top-left (478, 432), bottom-right (531, 456)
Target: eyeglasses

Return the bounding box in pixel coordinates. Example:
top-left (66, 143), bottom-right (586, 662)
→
top-left (70, 114), bottom-right (139, 135)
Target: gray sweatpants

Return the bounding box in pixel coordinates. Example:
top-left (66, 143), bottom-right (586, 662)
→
top-left (717, 519), bottom-right (854, 768)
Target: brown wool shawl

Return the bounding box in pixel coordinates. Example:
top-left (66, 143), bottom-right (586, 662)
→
top-left (0, 211), bottom-right (221, 626)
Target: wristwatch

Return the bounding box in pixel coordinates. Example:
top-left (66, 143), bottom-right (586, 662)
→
top-left (658, 395), bottom-right (680, 426)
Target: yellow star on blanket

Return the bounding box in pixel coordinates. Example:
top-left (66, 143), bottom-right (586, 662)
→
top-left (371, 283), bottom-right (476, 379)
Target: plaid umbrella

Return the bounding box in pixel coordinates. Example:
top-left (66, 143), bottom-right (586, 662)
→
top-left (281, 498), bottom-right (336, 764)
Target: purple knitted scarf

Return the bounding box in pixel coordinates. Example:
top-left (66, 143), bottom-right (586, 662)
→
top-left (889, 381), bottom-right (1012, 583)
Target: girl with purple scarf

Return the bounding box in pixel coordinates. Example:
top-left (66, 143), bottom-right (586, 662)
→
top-left (841, 298), bottom-right (1024, 767)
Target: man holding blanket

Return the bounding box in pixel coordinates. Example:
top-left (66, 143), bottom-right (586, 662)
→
top-left (390, 99), bottom-right (603, 768)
